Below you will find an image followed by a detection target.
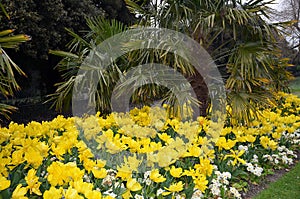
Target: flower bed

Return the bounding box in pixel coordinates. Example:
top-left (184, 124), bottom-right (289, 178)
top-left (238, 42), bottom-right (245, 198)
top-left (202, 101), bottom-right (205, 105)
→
top-left (0, 92), bottom-right (300, 199)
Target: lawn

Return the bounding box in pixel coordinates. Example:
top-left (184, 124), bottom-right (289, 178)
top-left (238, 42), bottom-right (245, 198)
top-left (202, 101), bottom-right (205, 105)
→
top-left (253, 161), bottom-right (300, 199)
top-left (289, 76), bottom-right (300, 97)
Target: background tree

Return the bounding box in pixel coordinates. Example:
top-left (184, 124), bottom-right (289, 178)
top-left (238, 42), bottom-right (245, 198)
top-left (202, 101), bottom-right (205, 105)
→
top-left (0, 0), bottom-right (137, 108)
top-left (272, 0), bottom-right (300, 65)
top-left (0, 4), bottom-right (30, 119)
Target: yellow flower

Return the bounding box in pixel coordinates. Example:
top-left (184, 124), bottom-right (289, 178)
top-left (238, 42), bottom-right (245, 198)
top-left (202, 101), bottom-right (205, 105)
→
top-left (122, 190), bottom-right (132, 199)
top-left (158, 133), bottom-right (173, 144)
top-left (194, 175), bottom-right (208, 193)
top-left (244, 135), bottom-right (256, 143)
top-left (185, 144), bottom-right (201, 157)
top-left (162, 181), bottom-right (184, 196)
top-left (260, 136), bottom-right (277, 150)
top-left (103, 196), bottom-right (116, 199)
top-left (224, 150), bottom-right (246, 166)
top-left (24, 147), bottom-right (43, 169)
top-left (260, 136), bottom-right (270, 149)
top-left (170, 166), bottom-right (183, 178)
top-left (268, 140), bottom-right (278, 150)
top-left (194, 157), bottom-right (213, 176)
top-left (92, 167), bottom-right (107, 179)
top-left (71, 180), bottom-right (93, 195)
top-left (85, 190), bottom-right (102, 199)
top-left (215, 137), bottom-right (236, 150)
top-left (43, 186), bottom-right (62, 199)
top-left (25, 169), bottom-right (42, 195)
top-left (150, 169), bottom-right (166, 183)
top-left (126, 178), bottom-right (142, 191)
top-left (12, 184), bottom-right (28, 199)
top-left (116, 165), bottom-right (132, 180)
top-left (10, 150), bottom-right (24, 168)
top-left (63, 186), bottom-right (83, 199)
top-left (123, 155), bottom-right (142, 172)
top-left (47, 162), bottom-right (84, 186)
top-left (0, 175), bottom-right (10, 190)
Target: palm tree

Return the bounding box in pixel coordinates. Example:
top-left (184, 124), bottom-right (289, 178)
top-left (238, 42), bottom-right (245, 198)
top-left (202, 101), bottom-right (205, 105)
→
top-left (50, 0), bottom-right (292, 124)
top-left (125, 0), bottom-right (292, 124)
top-left (48, 17), bottom-right (128, 114)
top-left (0, 4), bottom-right (30, 119)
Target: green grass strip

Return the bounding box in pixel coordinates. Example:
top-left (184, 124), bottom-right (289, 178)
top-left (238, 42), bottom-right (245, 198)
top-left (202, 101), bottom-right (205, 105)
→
top-left (289, 77), bottom-right (300, 97)
top-left (253, 162), bottom-right (300, 199)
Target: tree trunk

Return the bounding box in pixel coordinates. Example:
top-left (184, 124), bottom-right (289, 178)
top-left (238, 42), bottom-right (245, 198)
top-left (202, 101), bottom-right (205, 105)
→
top-left (187, 70), bottom-right (209, 117)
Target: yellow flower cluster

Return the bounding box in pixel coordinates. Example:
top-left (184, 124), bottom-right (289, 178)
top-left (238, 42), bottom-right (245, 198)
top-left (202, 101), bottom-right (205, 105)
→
top-left (0, 92), bottom-right (299, 198)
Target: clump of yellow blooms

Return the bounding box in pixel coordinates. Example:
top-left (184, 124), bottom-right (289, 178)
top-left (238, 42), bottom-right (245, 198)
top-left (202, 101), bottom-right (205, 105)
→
top-left (0, 92), bottom-right (299, 198)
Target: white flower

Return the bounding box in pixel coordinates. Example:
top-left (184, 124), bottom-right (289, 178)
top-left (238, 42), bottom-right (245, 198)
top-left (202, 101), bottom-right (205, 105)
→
top-left (134, 194), bottom-right (144, 199)
top-left (252, 166), bottom-right (263, 177)
top-left (144, 171), bottom-right (151, 179)
top-left (145, 178), bottom-right (151, 186)
top-left (191, 189), bottom-right (203, 199)
top-left (229, 187), bottom-right (241, 199)
top-left (252, 154), bottom-right (259, 163)
top-left (211, 179), bottom-right (221, 187)
top-left (220, 179), bottom-right (229, 185)
top-left (157, 188), bottom-right (165, 196)
top-left (213, 165), bottom-right (219, 171)
top-left (103, 189), bottom-right (117, 198)
top-left (83, 174), bottom-right (91, 183)
top-left (238, 145), bottom-right (248, 152)
top-left (175, 194), bottom-right (185, 199)
top-left (246, 163), bottom-right (254, 172)
top-left (215, 171), bottom-right (221, 176)
top-left (287, 150), bottom-right (294, 155)
top-left (222, 172), bottom-right (232, 179)
top-left (211, 185), bottom-right (221, 196)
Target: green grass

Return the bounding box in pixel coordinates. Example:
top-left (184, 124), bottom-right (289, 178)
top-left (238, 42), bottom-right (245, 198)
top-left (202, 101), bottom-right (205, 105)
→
top-left (252, 77), bottom-right (300, 199)
top-left (289, 76), bottom-right (300, 97)
top-left (253, 162), bottom-right (300, 199)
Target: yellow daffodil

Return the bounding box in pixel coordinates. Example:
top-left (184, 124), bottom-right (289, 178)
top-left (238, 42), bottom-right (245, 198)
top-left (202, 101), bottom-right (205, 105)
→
top-left (0, 175), bottom-right (10, 190)
top-left (162, 181), bottom-right (184, 196)
top-left (150, 169), bottom-right (166, 183)
top-left (170, 166), bottom-right (183, 178)
top-left (85, 190), bottom-right (102, 199)
top-left (63, 186), bottom-right (82, 199)
top-left (25, 169), bottom-right (42, 195)
top-left (224, 150), bottom-right (246, 166)
top-left (194, 175), bottom-right (208, 193)
top-left (43, 186), bottom-right (62, 199)
top-left (126, 178), bottom-right (142, 191)
top-left (92, 167), bottom-right (107, 179)
top-left (12, 184), bottom-right (28, 199)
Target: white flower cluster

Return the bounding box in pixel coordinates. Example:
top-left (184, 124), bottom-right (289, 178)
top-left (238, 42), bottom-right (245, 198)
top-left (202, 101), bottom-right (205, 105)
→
top-left (282, 131), bottom-right (300, 145)
top-left (191, 189), bottom-right (204, 199)
top-left (245, 162), bottom-right (263, 177)
top-left (263, 145), bottom-right (297, 165)
top-left (134, 194), bottom-right (145, 199)
top-left (142, 170), bottom-right (152, 185)
top-left (102, 169), bottom-right (117, 187)
top-left (238, 145), bottom-right (249, 152)
top-left (209, 170), bottom-right (241, 198)
top-left (244, 154), bottom-right (264, 176)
